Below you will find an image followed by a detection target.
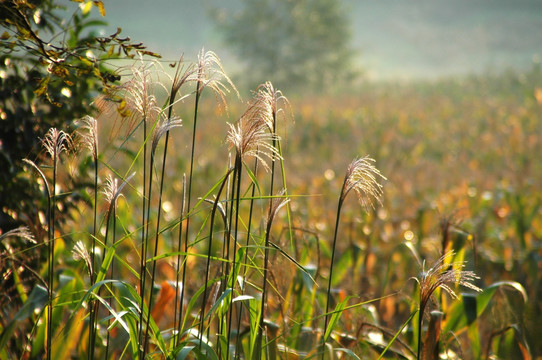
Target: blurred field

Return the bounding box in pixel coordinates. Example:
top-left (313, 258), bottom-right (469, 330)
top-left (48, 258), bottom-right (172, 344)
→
top-left (97, 65), bottom-right (540, 357)
top-left (4, 62), bottom-right (541, 358)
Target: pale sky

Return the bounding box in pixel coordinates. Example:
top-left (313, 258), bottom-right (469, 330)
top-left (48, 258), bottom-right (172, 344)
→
top-left (98, 0), bottom-right (542, 80)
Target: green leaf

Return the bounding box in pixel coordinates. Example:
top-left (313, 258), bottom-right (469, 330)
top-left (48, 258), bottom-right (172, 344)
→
top-left (323, 297), bottom-right (348, 342)
top-left (176, 341), bottom-right (219, 360)
top-left (443, 281), bottom-right (527, 334)
top-left (0, 285), bottom-right (48, 351)
top-left (377, 310), bottom-right (417, 360)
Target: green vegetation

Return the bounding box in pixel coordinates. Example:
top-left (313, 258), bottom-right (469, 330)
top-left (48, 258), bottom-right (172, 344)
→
top-left (212, 0), bottom-right (356, 91)
top-left (1, 1), bottom-right (541, 359)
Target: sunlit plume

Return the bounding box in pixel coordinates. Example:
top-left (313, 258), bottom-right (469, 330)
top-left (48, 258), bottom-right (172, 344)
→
top-left (416, 251), bottom-right (482, 315)
top-left (226, 103), bottom-right (281, 171)
top-left (342, 156), bottom-right (386, 209)
top-left (41, 128), bottom-right (72, 160)
top-left (191, 48), bottom-right (240, 110)
top-left (78, 115), bottom-right (98, 160)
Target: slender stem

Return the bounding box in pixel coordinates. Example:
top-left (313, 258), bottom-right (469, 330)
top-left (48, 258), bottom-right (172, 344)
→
top-left (256, 116), bottom-right (278, 359)
top-left (322, 179), bottom-right (347, 357)
top-left (235, 158), bottom-right (259, 358)
top-left (217, 157), bottom-right (238, 359)
top-left (88, 153), bottom-right (98, 360)
top-left (177, 80), bottom-right (201, 348)
top-left (104, 206), bottom-right (116, 360)
top-left (141, 141), bottom-right (155, 357)
top-left (138, 119), bottom-right (147, 359)
top-left (23, 159), bottom-right (53, 359)
top-left (226, 157), bottom-right (242, 359)
top-left (183, 79), bottom-right (201, 285)
top-left (199, 169), bottom-right (233, 349)
top-left (257, 207), bottom-right (275, 359)
top-left (144, 83), bottom-right (179, 351)
top-left (97, 185), bottom-right (118, 360)
top-left (276, 134), bottom-right (295, 253)
top-left (174, 175), bottom-right (186, 346)
top-left (144, 129), bottom-right (171, 351)
top-left (46, 150), bottom-right (57, 360)
top-left (417, 303), bottom-right (424, 360)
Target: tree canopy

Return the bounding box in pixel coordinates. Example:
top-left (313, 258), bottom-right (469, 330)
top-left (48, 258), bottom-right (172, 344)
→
top-left (0, 0), bottom-right (158, 234)
top-left (213, 0), bottom-right (357, 92)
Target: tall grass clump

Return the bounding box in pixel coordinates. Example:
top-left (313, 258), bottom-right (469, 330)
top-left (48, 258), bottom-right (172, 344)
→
top-left (322, 156), bottom-right (385, 355)
top-left (42, 128), bottom-right (72, 360)
top-left (6, 49), bottom-right (539, 360)
top-left (414, 251), bottom-right (481, 359)
top-left (77, 115), bottom-right (100, 359)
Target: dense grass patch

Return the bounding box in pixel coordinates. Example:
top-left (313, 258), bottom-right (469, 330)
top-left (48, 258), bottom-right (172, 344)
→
top-left (1, 57), bottom-right (540, 359)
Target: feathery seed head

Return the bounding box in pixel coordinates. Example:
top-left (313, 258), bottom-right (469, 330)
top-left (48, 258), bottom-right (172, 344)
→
top-left (342, 156), bottom-right (386, 209)
top-left (41, 128), bottom-right (72, 160)
top-left (267, 189), bottom-right (290, 226)
top-left (72, 240), bottom-right (92, 275)
top-left (78, 116), bottom-right (98, 160)
top-left (104, 60), bottom-right (162, 136)
top-left (125, 61), bottom-right (162, 120)
top-left (226, 116), bottom-right (280, 172)
top-left (254, 82), bottom-right (290, 132)
top-left (170, 55), bottom-right (196, 102)
top-left (151, 116), bottom-right (183, 155)
top-left (417, 251), bottom-right (482, 314)
top-left (0, 226), bottom-right (36, 244)
top-left (192, 48), bottom-right (240, 108)
top-left (103, 174), bottom-right (119, 210)
top-left (103, 172), bottom-right (135, 212)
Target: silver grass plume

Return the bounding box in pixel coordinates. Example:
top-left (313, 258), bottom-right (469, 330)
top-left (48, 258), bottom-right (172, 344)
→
top-left (191, 48), bottom-right (240, 109)
top-left (151, 116), bottom-right (183, 155)
top-left (106, 60), bottom-right (162, 135)
top-left (417, 251), bottom-right (482, 314)
top-left (103, 172), bottom-right (135, 213)
top-left (226, 117), bottom-right (280, 172)
top-left (124, 61), bottom-right (161, 119)
top-left (0, 226), bottom-right (36, 243)
top-left (342, 156), bottom-right (386, 209)
top-left (72, 241), bottom-right (92, 278)
top-left (254, 81), bottom-right (291, 133)
top-left (41, 128), bottom-right (72, 160)
top-left (78, 116), bottom-right (98, 160)
top-left (226, 92), bottom-right (282, 171)
top-left (267, 189), bottom-right (290, 226)
top-left (169, 55), bottom-right (196, 104)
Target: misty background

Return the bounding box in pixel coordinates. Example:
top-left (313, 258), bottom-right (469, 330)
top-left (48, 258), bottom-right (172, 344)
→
top-left (101, 0), bottom-right (542, 81)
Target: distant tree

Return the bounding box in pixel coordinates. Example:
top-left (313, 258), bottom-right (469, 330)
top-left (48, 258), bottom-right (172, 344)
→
top-left (0, 0), bottom-right (158, 235)
top-left (212, 0), bottom-right (357, 92)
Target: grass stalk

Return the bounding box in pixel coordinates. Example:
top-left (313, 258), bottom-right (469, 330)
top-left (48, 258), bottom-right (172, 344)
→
top-left (23, 159), bottom-right (52, 359)
top-left (322, 157), bottom-right (384, 357)
top-left (235, 158), bottom-right (259, 358)
top-left (174, 174), bottom-right (186, 346)
top-left (88, 154), bottom-right (98, 360)
top-left (199, 168), bottom-right (234, 349)
top-left (322, 192), bottom-right (345, 353)
top-left (79, 115), bottom-right (100, 360)
top-left (40, 128), bottom-right (70, 360)
top-left (104, 205), bottom-right (117, 360)
top-left (138, 118), bottom-right (148, 357)
top-left (143, 66), bottom-right (187, 351)
top-left (143, 130), bottom-right (170, 352)
top-left (256, 191), bottom-right (288, 359)
top-left (182, 74), bottom-right (202, 289)
top-left (46, 143), bottom-right (57, 360)
top-left (140, 122), bottom-right (155, 358)
top-left (226, 156), bottom-right (243, 359)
